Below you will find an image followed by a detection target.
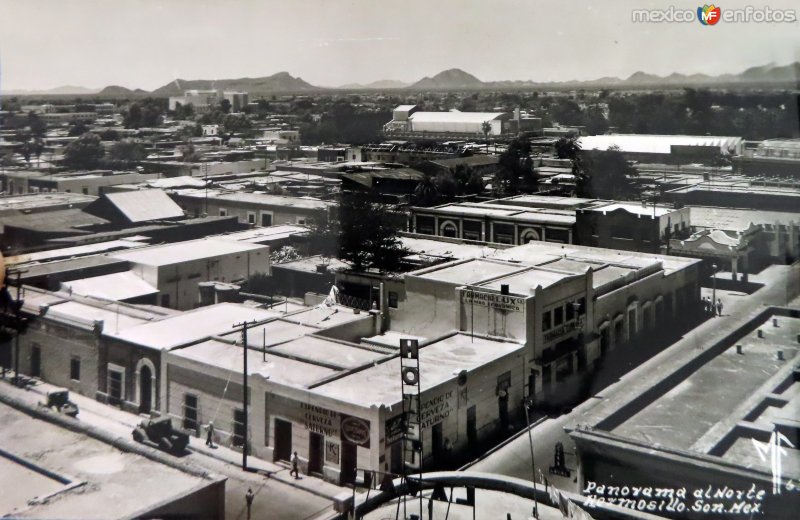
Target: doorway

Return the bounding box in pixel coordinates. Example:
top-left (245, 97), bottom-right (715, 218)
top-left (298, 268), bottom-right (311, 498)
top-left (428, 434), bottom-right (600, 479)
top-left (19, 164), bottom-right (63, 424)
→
top-left (432, 422), bottom-right (444, 467)
top-left (139, 365), bottom-right (152, 414)
top-left (30, 346), bottom-right (41, 378)
top-left (390, 441), bottom-right (403, 475)
top-left (308, 432), bottom-right (324, 475)
top-left (274, 418), bottom-right (292, 462)
top-left (467, 406), bottom-right (477, 449)
top-left (498, 393), bottom-right (509, 430)
top-left (340, 441), bottom-right (357, 485)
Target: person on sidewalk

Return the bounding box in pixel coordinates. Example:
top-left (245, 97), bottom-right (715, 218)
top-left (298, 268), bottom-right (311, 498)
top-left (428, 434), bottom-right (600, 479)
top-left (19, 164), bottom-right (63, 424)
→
top-left (290, 451), bottom-right (300, 479)
top-left (716, 298), bottom-right (724, 317)
top-left (206, 421), bottom-right (215, 447)
top-left (245, 487), bottom-right (254, 520)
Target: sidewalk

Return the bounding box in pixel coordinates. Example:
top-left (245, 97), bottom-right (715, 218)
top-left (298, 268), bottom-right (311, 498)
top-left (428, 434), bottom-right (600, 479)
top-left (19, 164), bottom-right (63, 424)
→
top-left (0, 376), bottom-right (348, 501)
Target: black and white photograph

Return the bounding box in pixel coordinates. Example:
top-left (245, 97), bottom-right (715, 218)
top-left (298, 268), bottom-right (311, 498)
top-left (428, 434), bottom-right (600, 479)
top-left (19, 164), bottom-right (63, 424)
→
top-left (0, 1), bottom-right (798, 519)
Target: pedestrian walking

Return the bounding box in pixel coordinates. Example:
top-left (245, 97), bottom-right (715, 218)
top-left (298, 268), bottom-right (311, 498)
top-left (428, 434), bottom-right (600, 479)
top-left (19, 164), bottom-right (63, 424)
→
top-left (245, 488), bottom-right (254, 520)
top-left (716, 298), bottom-right (723, 317)
top-left (701, 296), bottom-right (708, 315)
top-left (290, 451), bottom-right (300, 479)
top-left (206, 421), bottom-right (215, 447)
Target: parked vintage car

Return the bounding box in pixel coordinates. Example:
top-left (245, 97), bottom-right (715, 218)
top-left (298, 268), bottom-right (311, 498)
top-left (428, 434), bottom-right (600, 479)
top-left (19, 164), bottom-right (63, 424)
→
top-left (132, 417), bottom-right (190, 454)
top-left (41, 389), bottom-right (79, 417)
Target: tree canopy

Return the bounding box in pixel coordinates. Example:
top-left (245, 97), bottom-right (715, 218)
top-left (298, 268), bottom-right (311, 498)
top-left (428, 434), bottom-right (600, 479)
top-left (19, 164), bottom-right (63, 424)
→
top-left (338, 191), bottom-right (409, 272)
top-left (64, 132), bottom-right (105, 169)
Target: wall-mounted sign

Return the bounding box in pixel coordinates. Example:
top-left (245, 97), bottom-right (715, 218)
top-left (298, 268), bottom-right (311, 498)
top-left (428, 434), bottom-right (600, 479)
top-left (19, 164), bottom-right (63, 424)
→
top-left (341, 416), bottom-right (370, 447)
top-left (385, 415), bottom-right (404, 446)
top-left (301, 402), bottom-right (340, 437)
top-left (462, 291), bottom-right (524, 313)
top-left (420, 390), bottom-right (454, 429)
top-left (325, 441), bottom-right (340, 464)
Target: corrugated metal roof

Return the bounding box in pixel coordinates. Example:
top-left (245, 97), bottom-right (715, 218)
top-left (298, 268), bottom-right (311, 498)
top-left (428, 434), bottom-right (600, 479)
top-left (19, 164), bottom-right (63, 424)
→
top-left (104, 189), bottom-right (185, 223)
top-left (578, 134), bottom-right (743, 155)
top-left (409, 111), bottom-right (506, 124)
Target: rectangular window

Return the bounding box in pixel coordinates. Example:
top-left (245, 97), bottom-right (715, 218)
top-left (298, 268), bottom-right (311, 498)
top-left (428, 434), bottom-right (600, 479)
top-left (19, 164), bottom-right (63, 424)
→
top-left (247, 212), bottom-right (256, 225)
top-left (219, 208), bottom-right (228, 217)
top-left (554, 306), bottom-right (564, 327)
top-left (183, 394), bottom-right (198, 431)
top-left (82, 187), bottom-right (89, 195)
top-left (70, 357), bottom-right (81, 381)
top-left (31, 345), bottom-right (41, 378)
top-left (388, 291), bottom-right (399, 308)
top-left (108, 365), bottom-right (124, 403)
top-left (261, 212), bottom-right (273, 227)
top-left (233, 409), bottom-right (245, 447)
top-left (541, 311), bottom-right (552, 331)
top-left (566, 302), bottom-right (575, 322)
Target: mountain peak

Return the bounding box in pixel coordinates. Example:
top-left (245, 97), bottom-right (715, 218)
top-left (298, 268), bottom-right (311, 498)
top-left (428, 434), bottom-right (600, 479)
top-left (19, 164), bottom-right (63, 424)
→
top-left (411, 68), bottom-right (483, 90)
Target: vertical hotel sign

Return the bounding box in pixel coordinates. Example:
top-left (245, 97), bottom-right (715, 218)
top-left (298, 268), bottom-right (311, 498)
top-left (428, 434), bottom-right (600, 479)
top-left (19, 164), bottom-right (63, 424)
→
top-left (461, 290), bottom-right (524, 312)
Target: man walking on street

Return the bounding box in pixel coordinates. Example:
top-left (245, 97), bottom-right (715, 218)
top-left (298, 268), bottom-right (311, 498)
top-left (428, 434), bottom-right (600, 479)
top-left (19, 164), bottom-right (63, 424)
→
top-left (290, 451), bottom-right (300, 479)
top-left (245, 487), bottom-right (254, 520)
top-left (716, 298), bottom-right (723, 317)
top-left (206, 421), bottom-right (215, 447)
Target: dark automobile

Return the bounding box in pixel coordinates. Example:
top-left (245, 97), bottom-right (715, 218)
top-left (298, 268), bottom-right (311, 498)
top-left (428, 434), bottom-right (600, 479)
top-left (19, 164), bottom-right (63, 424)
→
top-left (132, 417), bottom-right (190, 454)
top-left (42, 389), bottom-right (79, 417)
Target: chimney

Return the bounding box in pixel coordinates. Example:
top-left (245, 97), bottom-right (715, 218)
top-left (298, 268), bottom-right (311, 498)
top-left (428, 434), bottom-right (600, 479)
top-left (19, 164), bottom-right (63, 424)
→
top-left (773, 318), bottom-right (779, 327)
top-left (736, 344), bottom-right (743, 355)
top-left (500, 284), bottom-right (510, 295)
top-left (777, 350), bottom-right (785, 361)
top-left (757, 329), bottom-right (764, 338)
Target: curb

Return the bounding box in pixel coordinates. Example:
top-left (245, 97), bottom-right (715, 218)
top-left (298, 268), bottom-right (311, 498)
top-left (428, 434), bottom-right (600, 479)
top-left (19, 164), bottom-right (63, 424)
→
top-left (187, 444), bottom-right (343, 501)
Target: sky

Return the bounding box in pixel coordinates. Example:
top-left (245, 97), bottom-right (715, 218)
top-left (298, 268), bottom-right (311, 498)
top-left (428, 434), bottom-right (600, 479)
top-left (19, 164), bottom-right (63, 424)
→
top-left (0, 0), bottom-right (798, 91)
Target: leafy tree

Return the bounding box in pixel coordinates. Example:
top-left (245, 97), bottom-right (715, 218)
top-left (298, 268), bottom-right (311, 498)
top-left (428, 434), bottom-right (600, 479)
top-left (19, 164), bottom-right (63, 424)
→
top-left (338, 191), bottom-right (408, 272)
top-left (27, 112), bottom-right (47, 138)
top-left (434, 171), bottom-right (458, 200)
top-left (64, 132), bottom-right (105, 169)
top-left (495, 137), bottom-right (535, 195)
top-left (578, 146), bottom-right (639, 200)
top-left (109, 140), bottom-right (147, 162)
top-left (68, 121), bottom-right (89, 136)
top-left (219, 99), bottom-right (232, 114)
top-left (99, 128), bottom-right (120, 141)
top-left (306, 213), bottom-right (340, 260)
top-left (270, 246), bottom-right (301, 264)
top-left (223, 113), bottom-right (251, 136)
top-left (178, 143), bottom-right (201, 162)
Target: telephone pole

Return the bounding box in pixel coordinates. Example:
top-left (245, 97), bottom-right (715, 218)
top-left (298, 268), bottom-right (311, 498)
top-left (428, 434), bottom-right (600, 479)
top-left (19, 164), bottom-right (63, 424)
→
top-left (233, 320), bottom-right (257, 471)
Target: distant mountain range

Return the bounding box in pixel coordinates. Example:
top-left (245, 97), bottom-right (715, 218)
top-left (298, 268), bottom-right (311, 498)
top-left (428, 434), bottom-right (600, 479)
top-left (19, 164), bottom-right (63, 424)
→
top-left (5, 62), bottom-right (797, 97)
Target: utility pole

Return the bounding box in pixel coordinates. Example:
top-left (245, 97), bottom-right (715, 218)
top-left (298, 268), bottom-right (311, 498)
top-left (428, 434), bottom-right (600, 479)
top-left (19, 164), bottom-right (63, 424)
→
top-left (233, 320), bottom-right (257, 471)
top-left (524, 397), bottom-right (539, 519)
top-left (13, 270), bottom-right (22, 387)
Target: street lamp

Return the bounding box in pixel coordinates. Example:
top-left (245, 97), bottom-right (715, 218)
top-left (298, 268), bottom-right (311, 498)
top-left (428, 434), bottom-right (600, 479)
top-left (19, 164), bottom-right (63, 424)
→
top-left (711, 263), bottom-right (718, 315)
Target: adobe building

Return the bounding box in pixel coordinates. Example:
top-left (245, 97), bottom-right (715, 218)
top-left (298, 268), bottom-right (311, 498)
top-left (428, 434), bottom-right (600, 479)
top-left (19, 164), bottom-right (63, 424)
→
top-left (108, 237), bottom-right (270, 310)
top-left (410, 195), bottom-right (690, 253)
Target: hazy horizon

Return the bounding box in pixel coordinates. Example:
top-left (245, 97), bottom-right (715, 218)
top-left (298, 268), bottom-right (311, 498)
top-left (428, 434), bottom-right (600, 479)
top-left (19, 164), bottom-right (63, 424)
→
top-left (1, 0), bottom-right (798, 92)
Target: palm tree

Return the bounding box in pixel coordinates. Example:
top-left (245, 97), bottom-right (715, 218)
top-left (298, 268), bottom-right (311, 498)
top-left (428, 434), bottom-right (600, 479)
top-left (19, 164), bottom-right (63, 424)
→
top-left (481, 121), bottom-right (492, 155)
top-left (414, 174), bottom-right (439, 206)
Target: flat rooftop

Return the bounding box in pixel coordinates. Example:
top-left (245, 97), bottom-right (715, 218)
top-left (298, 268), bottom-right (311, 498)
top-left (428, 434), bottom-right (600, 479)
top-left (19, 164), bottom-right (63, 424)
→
top-left (400, 236), bottom-right (502, 262)
top-left (267, 335), bottom-right (387, 370)
top-left (413, 259), bottom-right (527, 285)
top-left (611, 313), bottom-right (800, 457)
top-left (61, 271), bottom-right (158, 301)
top-left (690, 206), bottom-right (799, 231)
top-left (109, 238), bottom-right (267, 266)
top-left (0, 192), bottom-right (96, 213)
top-left (478, 267), bottom-right (573, 295)
top-left (174, 189), bottom-right (332, 210)
top-left (0, 402), bottom-right (214, 519)
top-left (114, 303), bottom-right (279, 350)
top-left (170, 338), bottom-right (338, 388)
top-left (210, 224), bottom-right (308, 244)
top-left (312, 333), bottom-right (525, 408)
top-left (6, 240), bottom-right (146, 266)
